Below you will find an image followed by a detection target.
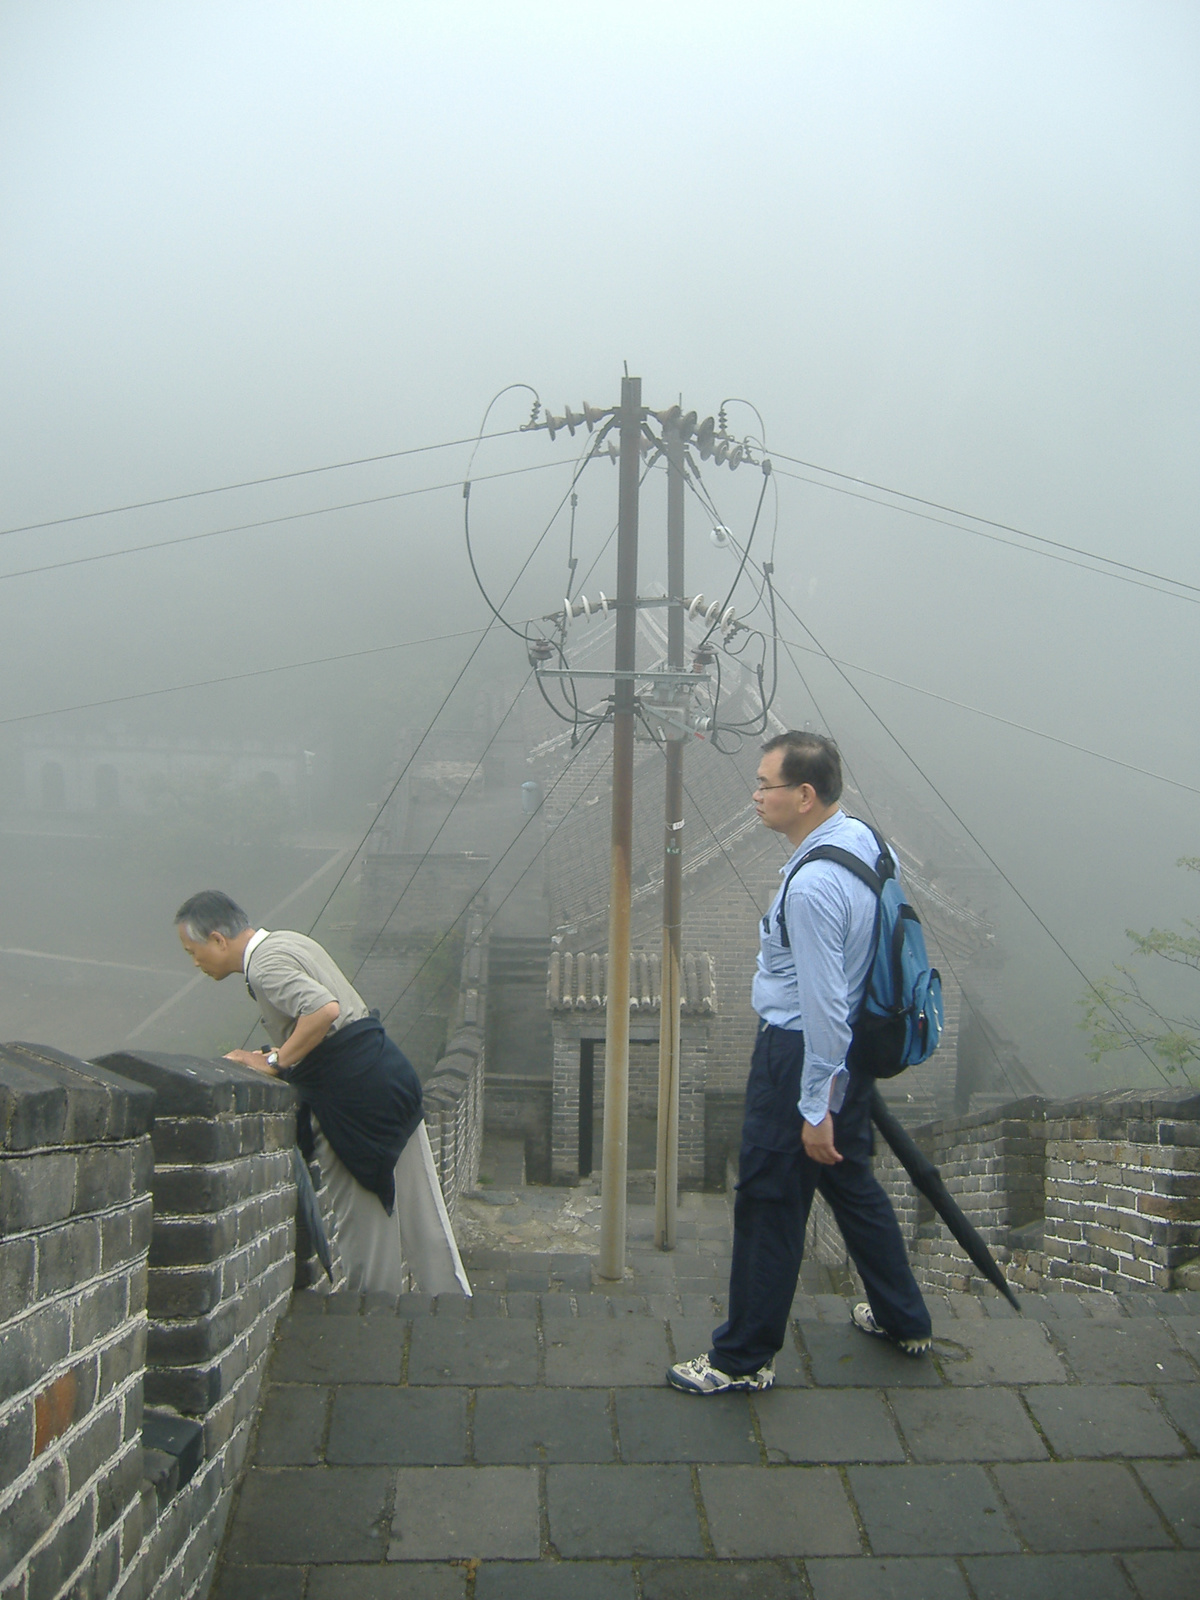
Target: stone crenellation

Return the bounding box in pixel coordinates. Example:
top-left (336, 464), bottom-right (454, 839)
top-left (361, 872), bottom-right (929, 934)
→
top-left (0, 905), bottom-right (490, 1600)
top-left (807, 1085), bottom-right (1200, 1300)
top-left (0, 1043), bottom-right (155, 1600)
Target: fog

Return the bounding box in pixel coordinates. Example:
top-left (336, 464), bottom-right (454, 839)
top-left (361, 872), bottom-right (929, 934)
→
top-left (1, 1), bottom-right (1196, 1093)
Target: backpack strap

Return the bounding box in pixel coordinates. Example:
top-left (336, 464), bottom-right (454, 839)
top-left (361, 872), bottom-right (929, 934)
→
top-left (774, 821), bottom-right (894, 950)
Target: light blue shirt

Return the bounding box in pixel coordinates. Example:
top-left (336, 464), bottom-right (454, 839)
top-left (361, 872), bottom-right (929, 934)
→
top-left (751, 811), bottom-right (890, 1125)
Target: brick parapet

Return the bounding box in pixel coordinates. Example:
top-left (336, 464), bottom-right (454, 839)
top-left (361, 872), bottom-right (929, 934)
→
top-left (1038, 1085), bottom-right (1200, 1293)
top-left (88, 1049), bottom-right (307, 1600)
top-left (0, 1043), bottom-right (155, 1600)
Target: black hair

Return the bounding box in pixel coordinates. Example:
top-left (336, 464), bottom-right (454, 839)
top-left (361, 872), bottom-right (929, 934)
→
top-left (760, 731), bottom-right (843, 805)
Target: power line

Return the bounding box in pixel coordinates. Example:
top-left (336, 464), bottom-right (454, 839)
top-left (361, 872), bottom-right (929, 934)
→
top-left (685, 465), bottom-right (1198, 796)
top-left (349, 672), bottom-right (534, 981)
top-left (771, 463), bottom-right (1200, 606)
top-left (768, 448), bottom-right (1200, 596)
top-left (306, 460), bottom-right (605, 937)
top-left (0, 628), bottom-right (486, 728)
top-left (0, 426), bottom-right (527, 539)
top-left (767, 584), bottom-right (1178, 1085)
top-left (386, 718), bottom-right (608, 1035)
top-left (0, 458), bottom-right (575, 587)
top-left (777, 636), bottom-right (1200, 798)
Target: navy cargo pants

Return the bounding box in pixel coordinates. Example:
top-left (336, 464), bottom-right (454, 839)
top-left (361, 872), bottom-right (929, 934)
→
top-left (710, 1023), bottom-right (930, 1376)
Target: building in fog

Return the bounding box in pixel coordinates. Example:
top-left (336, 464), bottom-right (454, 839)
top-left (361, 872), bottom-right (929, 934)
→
top-left (17, 729), bottom-right (310, 816)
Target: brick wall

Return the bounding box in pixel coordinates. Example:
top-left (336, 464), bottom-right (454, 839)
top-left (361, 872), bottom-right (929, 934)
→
top-left (0, 1043), bottom-right (154, 1600)
top-left (91, 1050), bottom-right (301, 1600)
top-left (809, 1098), bottom-right (1049, 1297)
top-left (548, 1023), bottom-right (711, 1188)
top-left (806, 1088), bottom-right (1200, 1302)
top-left (1040, 1087), bottom-right (1200, 1293)
top-left (419, 900), bottom-right (489, 1219)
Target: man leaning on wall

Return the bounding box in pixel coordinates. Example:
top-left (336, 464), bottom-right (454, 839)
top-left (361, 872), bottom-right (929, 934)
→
top-left (176, 889), bottom-right (471, 1298)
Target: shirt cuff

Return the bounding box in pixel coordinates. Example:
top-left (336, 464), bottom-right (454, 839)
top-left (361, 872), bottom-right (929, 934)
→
top-left (799, 1060), bottom-right (849, 1126)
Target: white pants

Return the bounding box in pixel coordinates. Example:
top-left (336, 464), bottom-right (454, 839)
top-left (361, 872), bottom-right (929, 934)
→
top-left (315, 1122), bottom-right (471, 1297)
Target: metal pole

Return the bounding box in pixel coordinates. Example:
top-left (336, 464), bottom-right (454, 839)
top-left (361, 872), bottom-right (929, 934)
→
top-left (655, 414), bottom-right (685, 1249)
top-left (598, 374), bottom-right (642, 1281)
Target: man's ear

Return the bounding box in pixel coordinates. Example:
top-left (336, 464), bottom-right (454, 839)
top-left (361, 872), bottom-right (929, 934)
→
top-left (794, 782), bottom-right (818, 812)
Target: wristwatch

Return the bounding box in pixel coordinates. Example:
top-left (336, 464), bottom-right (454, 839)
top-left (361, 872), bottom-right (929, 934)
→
top-left (265, 1050), bottom-right (281, 1071)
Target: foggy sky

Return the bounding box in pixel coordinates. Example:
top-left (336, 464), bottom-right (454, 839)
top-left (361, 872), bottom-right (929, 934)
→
top-left (1, 1), bottom-right (1197, 1088)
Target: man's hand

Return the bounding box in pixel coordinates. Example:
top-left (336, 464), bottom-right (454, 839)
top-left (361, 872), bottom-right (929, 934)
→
top-left (224, 1049), bottom-right (277, 1076)
top-left (802, 1112), bottom-right (842, 1165)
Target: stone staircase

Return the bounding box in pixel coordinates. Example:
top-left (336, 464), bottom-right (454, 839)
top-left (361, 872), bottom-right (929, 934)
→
top-left (210, 1188), bottom-right (1200, 1599)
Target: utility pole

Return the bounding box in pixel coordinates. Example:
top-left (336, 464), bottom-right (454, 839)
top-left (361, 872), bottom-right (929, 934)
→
top-left (655, 412), bottom-right (685, 1250)
top-left (523, 385), bottom-right (760, 1274)
top-left (598, 374), bottom-right (642, 1281)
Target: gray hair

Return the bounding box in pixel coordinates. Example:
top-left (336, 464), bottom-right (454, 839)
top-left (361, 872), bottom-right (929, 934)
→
top-left (174, 890), bottom-right (251, 942)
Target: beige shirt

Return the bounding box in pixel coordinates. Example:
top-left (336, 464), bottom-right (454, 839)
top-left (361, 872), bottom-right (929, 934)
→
top-left (243, 929), bottom-right (369, 1048)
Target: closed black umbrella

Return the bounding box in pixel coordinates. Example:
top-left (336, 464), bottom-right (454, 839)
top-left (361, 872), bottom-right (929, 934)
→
top-left (293, 1145), bottom-right (333, 1281)
top-left (871, 1088), bottom-right (1020, 1311)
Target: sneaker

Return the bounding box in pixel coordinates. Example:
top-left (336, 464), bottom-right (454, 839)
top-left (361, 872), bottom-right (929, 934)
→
top-left (850, 1302), bottom-right (931, 1356)
top-left (666, 1353), bottom-right (775, 1395)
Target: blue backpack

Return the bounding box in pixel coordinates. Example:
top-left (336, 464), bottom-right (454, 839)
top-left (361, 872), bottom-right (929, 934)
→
top-left (778, 821), bottom-right (943, 1079)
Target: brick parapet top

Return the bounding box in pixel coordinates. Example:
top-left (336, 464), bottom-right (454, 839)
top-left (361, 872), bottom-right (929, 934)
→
top-left (1044, 1085), bottom-right (1200, 1124)
top-left (0, 1041), bottom-right (156, 1151)
top-left (95, 1050), bottom-right (296, 1118)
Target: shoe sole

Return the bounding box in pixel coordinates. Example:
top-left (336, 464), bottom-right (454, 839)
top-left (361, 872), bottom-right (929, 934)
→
top-left (851, 1320), bottom-right (930, 1358)
top-left (665, 1369), bottom-right (774, 1395)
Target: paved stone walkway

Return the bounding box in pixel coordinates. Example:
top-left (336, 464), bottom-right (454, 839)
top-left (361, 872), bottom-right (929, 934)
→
top-left (212, 1195), bottom-right (1200, 1599)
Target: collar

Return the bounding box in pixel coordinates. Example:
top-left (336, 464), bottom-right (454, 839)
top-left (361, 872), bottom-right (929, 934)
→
top-left (779, 809), bottom-right (845, 874)
top-left (243, 928), bottom-right (270, 974)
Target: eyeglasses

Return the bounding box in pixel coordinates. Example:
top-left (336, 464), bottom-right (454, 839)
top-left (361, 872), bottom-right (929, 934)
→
top-left (754, 780), bottom-right (797, 792)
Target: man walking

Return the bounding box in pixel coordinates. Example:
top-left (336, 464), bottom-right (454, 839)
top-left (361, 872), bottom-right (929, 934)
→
top-left (668, 731), bottom-right (930, 1395)
top-left (176, 889), bottom-right (470, 1298)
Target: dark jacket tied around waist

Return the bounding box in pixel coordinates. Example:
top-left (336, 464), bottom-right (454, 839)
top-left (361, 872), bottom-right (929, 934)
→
top-left (284, 1014), bottom-right (423, 1214)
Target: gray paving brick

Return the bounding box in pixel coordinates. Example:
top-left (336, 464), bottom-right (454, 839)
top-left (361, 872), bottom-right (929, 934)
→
top-left (508, 1270), bottom-right (549, 1292)
top-left (1122, 1550), bottom-right (1200, 1600)
top-left (212, 1566), bottom-right (305, 1600)
top-left (408, 1320), bottom-right (538, 1385)
top-left (1051, 1321), bottom-right (1194, 1384)
top-left (576, 1293), bottom-right (615, 1318)
top-left (308, 1565), bottom-right (466, 1599)
top-left (806, 1556), bottom-right (969, 1599)
top-left (388, 1466), bottom-right (539, 1560)
top-left (963, 1553), bottom-right (1139, 1600)
top-left (252, 1385), bottom-right (329, 1465)
top-left (546, 1465), bottom-right (702, 1557)
top-left (1024, 1384), bottom-right (1185, 1458)
top-left (505, 1291), bottom-right (540, 1318)
top-left (544, 1321), bottom-right (671, 1386)
top-left (473, 1387), bottom-right (615, 1463)
top-left (800, 1324), bottom-right (941, 1387)
top-left (1165, 1313), bottom-right (1200, 1365)
top-left (541, 1294), bottom-right (578, 1319)
top-left (1133, 1459), bottom-right (1200, 1546)
top-left (848, 1464), bottom-right (1017, 1555)
top-left (271, 1318), bottom-right (406, 1384)
top-left (640, 1559), bottom-right (804, 1598)
top-left (616, 1389), bottom-right (760, 1462)
top-left (756, 1389), bottom-right (904, 1463)
top-left (699, 1465), bottom-right (860, 1557)
top-left (991, 1461), bottom-right (1172, 1551)
top-left (475, 1562), bottom-right (635, 1599)
top-left (936, 1321), bottom-right (1068, 1386)
top-left (1156, 1383), bottom-right (1200, 1448)
top-left (670, 1318), bottom-right (808, 1388)
top-left (327, 1386), bottom-right (467, 1464)
top-left (888, 1388), bottom-right (1047, 1462)
top-left (224, 1467), bottom-right (391, 1562)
